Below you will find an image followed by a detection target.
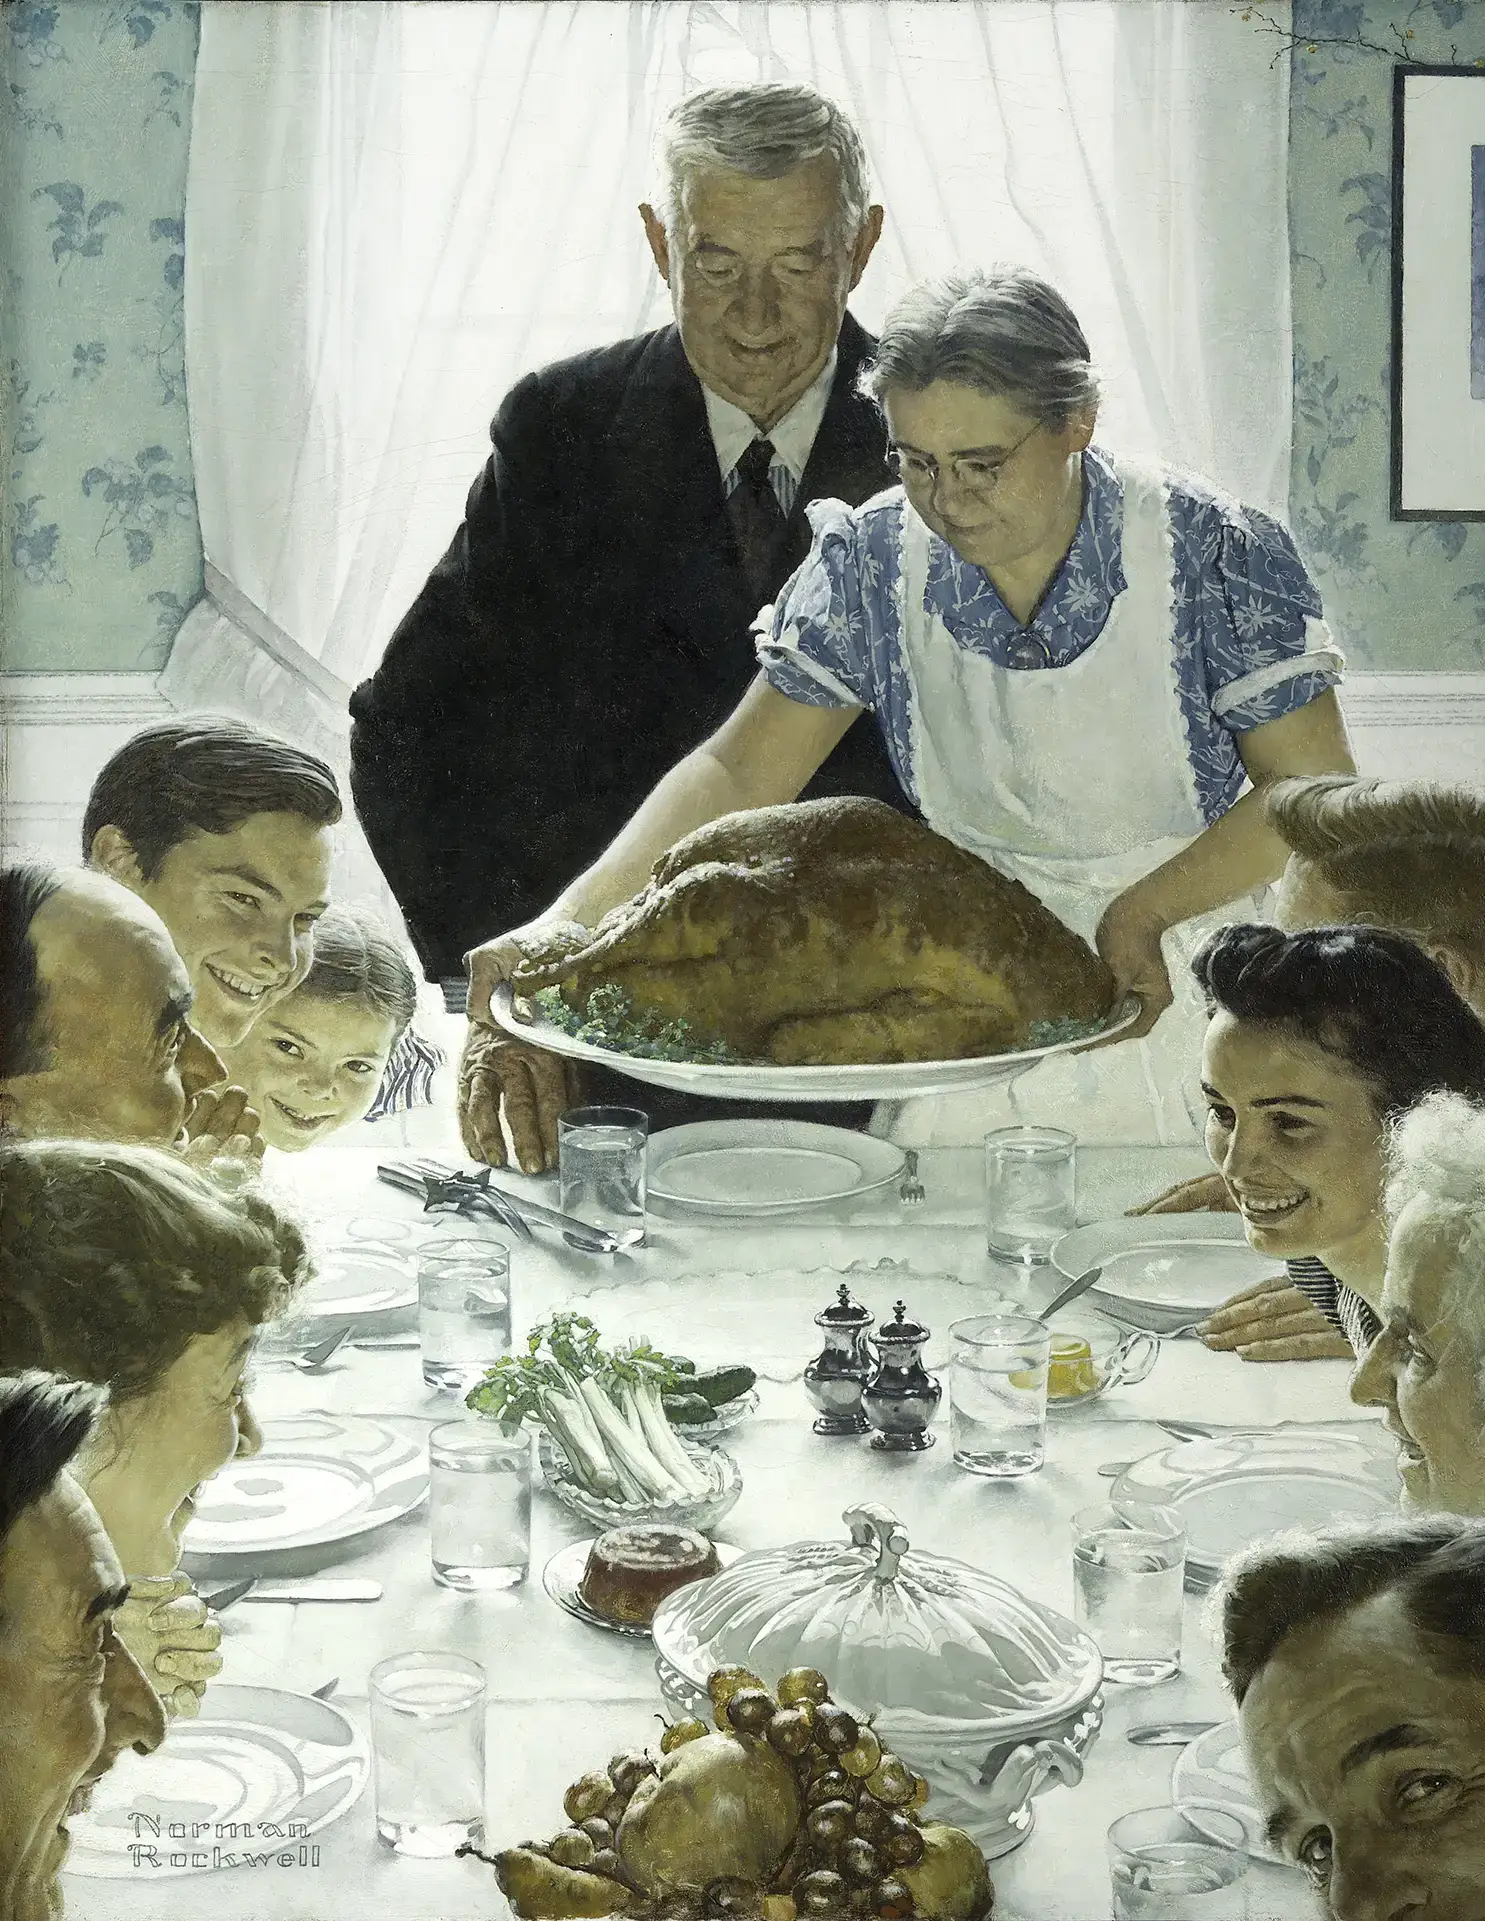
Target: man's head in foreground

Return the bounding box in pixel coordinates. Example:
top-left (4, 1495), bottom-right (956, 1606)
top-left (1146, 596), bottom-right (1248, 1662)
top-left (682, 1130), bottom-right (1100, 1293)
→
top-left (0, 1370), bottom-right (166, 1921)
top-left (1221, 1514), bottom-right (1485, 1919)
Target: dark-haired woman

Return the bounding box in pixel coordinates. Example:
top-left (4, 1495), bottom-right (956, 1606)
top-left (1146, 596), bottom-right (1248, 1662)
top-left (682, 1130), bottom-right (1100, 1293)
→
top-left (1192, 923), bottom-right (1485, 1356)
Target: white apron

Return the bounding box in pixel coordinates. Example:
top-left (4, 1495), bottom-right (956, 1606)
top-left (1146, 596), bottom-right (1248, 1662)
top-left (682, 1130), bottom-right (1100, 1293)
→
top-left (876, 464), bottom-right (1262, 1148)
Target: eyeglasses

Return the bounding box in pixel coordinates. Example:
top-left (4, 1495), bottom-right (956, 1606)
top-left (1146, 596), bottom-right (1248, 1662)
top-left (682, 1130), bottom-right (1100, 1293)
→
top-left (888, 419), bottom-right (1043, 501)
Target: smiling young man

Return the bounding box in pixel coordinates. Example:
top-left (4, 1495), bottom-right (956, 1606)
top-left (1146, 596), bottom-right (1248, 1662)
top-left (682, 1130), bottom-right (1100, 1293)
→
top-left (83, 719), bottom-right (340, 1053)
top-left (0, 1371), bottom-right (166, 1921)
top-left (1221, 1516), bottom-right (1485, 1921)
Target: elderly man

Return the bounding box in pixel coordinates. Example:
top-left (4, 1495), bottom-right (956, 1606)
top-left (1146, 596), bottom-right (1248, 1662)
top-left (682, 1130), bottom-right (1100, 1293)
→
top-left (1220, 1514), bottom-right (1485, 1919)
top-left (0, 860), bottom-right (256, 1156)
top-left (349, 81), bottom-right (907, 1170)
top-left (0, 1370), bottom-right (167, 1921)
top-left (1136, 773), bottom-right (1485, 1361)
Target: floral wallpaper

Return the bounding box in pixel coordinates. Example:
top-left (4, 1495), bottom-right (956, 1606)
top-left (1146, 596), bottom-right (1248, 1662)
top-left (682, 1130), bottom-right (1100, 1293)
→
top-left (2, 0), bottom-right (202, 673)
top-left (1286, 0), bottom-right (1485, 667)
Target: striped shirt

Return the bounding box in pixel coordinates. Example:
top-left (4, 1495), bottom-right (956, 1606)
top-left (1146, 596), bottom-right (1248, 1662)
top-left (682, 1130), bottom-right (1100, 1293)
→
top-left (1286, 1255), bottom-right (1382, 1357)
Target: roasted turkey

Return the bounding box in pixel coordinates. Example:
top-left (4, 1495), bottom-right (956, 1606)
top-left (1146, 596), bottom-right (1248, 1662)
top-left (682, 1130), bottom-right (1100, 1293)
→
top-left (512, 798), bottom-right (1117, 1066)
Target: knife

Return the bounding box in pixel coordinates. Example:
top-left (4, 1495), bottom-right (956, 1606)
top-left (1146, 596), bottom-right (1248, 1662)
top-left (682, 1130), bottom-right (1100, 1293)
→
top-left (1125, 1720), bottom-right (1221, 1747)
top-left (377, 1160), bottom-right (629, 1255)
top-left (201, 1578), bottom-right (383, 1609)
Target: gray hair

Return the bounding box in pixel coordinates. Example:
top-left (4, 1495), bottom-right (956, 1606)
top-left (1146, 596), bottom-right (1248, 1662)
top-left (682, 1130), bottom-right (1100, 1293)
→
top-left (1383, 1090), bottom-right (1485, 1366)
top-left (861, 267), bottom-right (1101, 428)
top-left (655, 84), bottom-right (871, 247)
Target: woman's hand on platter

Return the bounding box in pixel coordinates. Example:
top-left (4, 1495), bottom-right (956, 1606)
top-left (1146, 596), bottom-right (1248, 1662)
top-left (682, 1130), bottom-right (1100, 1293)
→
top-left (1127, 1173), bottom-right (1238, 1216)
top-left (115, 1575), bottom-right (224, 1719)
top-left (1198, 1275), bottom-right (1354, 1362)
top-left (1093, 895), bottom-right (1174, 1042)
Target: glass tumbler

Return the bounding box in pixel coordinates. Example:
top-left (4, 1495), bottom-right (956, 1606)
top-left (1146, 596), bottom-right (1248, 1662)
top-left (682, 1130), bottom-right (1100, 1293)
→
top-left (429, 1421), bottom-right (531, 1590)
top-left (1072, 1502), bottom-right (1186, 1684)
top-left (417, 1236), bottom-right (511, 1392)
top-left (984, 1126), bottom-right (1077, 1264)
top-left (948, 1314), bottom-right (1051, 1477)
top-left (558, 1105), bottom-right (648, 1247)
top-left (1107, 1806), bottom-right (1250, 1919)
top-left (371, 1650), bottom-right (486, 1857)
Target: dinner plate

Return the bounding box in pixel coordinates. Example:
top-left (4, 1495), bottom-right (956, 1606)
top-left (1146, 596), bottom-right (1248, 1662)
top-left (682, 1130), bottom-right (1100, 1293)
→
top-left (543, 1537), bottom-right (742, 1639)
top-left (492, 983), bottom-right (1142, 1101)
top-left (296, 1244), bottom-right (418, 1318)
top-left (1050, 1216), bottom-right (1280, 1333)
top-left (648, 1121), bottom-right (906, 1214)
top-left (1112, 1424), bottom-right (1399, 1589)
top-left (63, 1684), bottom-right (369, 1879)
top-left (1171, 1722), bottom-right (1285, 1865)
top-left (181, 1414), bottom-right (428, 1559)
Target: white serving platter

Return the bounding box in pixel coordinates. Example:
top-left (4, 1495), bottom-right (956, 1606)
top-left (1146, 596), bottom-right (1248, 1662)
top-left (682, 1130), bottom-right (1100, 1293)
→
top-left (492, 983), bottom-right (1140, 1101)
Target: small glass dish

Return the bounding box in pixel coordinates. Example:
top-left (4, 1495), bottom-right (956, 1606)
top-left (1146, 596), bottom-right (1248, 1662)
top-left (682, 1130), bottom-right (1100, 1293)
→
top-left (1044, 1305), bottom-right (1160, 1412)
top-left (665, 1389), bottom-right (759, 1446)
top-left (537, 1430), bottom-right (742, 1535)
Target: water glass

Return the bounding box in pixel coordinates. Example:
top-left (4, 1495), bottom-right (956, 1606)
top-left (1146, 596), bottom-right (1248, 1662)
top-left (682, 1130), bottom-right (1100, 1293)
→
top-left (985, 1126), bottom-right (1077, 1264)
top-left (1072, 1502), bottom-right (1186, 1684)
top-left (417, 1236), bottom-right (511, 1392)
top-left (948, 1314), bottom-right (1051, 1477)
top-left (429, 1421), bottom-right (531, 1591)
top-left (558, 1105), bottom-right (648, 1247)
top-left (370, 1651), bottom-right (486, 1857)
top-left (1108, 1807), bottom-right (1250, 1919)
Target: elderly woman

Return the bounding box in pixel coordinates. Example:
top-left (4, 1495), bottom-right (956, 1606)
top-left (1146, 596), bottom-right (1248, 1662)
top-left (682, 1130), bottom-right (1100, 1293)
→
top-left (0, 1139), bottom-right (309, 1713)
top-left (1350, 1091), bottom-right (1485, 1513)
top-left (1192, 925), bottom-right (1485, 1362)
top-left (464, 265), bottom-right (1354, 1167)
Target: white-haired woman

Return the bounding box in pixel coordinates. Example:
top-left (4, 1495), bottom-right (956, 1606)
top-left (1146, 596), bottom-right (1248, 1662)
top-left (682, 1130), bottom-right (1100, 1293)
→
top-left (469, 266), bottom-right (1354, 1151)
top-left (1351, 1091), bottom-right (1485, 1515)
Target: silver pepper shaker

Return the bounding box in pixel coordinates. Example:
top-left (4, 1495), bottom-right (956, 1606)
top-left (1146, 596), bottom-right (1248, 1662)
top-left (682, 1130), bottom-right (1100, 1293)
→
top-left (804, 1284), bottom-right (876, 1435)
top-left (862, 1300), bottom-right (941, 1452)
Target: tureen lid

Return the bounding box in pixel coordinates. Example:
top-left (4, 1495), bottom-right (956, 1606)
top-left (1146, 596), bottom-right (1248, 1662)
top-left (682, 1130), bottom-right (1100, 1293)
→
top-left (652, 1503), bottom-right (1101, 1731)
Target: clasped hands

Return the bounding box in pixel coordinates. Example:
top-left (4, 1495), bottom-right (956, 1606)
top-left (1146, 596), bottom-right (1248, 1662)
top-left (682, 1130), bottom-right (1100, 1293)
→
top-left (115, 1573), bottom-right (223, 1719)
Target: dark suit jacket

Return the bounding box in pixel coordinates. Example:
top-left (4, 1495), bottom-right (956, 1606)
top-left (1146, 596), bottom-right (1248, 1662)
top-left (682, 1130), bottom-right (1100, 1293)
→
top-left (348, 313), bottom-right (908, 983)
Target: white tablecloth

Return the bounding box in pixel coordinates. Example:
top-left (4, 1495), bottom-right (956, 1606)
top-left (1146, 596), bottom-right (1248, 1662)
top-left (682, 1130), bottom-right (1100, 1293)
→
top-left (66, 1139), bottom-right (1360, 1921)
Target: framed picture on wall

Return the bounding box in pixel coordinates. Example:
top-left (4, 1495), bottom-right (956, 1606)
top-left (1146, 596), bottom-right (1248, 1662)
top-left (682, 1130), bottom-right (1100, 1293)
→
top-left (1392, 64), bottom-right (1485, 518)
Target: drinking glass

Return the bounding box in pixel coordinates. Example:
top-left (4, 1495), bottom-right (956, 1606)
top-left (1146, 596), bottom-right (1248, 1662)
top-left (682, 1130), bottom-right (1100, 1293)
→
top-left (948, 1314), bottom-right (1051, 1477)
top-left (417, 1236), bottom-right (511, 1392)
top-left (1072, 1502), bottom-right (1186, 1684)
top-left (429, 1421), bottom-right (531, 1590)
top-left (558, 1105), bottom-right (648, 1247)
top-left (370, 1651), bottom-right (486, 1857)
top-left (1107, 1807), bottom-right (1250, 1919)
top-left (985, 1126), bottom-right (1077, 1263)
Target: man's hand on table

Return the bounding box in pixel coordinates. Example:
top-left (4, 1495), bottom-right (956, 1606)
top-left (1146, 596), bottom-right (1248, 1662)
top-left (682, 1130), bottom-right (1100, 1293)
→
top-left (1127, 1172), bottom-right (1237, 1216)
top-left (461, 917), bottom-right (592, 1173)
top-left (115, 1574), bottom-right (223, 1718)
top-left (1198, 1275), bottom-right (1353, 1362)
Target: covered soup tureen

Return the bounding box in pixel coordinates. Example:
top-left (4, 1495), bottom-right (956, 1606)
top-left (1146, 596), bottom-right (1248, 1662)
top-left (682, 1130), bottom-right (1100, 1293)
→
top-left (651, 1503), bottom-right (1102, 1860)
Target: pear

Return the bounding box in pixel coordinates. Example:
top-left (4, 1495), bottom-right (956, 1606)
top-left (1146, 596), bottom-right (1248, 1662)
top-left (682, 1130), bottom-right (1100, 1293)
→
top-left (616, 1732), bottom-right (801, 1896)
top-left (493, 1846), bottom-right (637, 1918)
top-left (899, 1823), bottom-right (994, 1921)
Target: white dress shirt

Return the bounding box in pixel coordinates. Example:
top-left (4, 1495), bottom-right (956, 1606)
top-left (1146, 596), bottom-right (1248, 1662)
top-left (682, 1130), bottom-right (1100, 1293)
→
top-left (703, 349), bottom-right (838, 514)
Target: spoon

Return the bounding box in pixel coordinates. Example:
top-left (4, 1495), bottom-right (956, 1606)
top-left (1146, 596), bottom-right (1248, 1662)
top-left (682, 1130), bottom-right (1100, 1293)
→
top-left (1126, 1720), bottom-right (1221, 1748)
top-left (1041, 1265), bottom-right (1104, 1320)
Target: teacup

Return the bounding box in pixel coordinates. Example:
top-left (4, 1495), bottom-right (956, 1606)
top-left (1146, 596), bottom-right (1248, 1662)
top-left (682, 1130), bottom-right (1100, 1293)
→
top-left (1044, 1305), bottom-right (1159, 1407)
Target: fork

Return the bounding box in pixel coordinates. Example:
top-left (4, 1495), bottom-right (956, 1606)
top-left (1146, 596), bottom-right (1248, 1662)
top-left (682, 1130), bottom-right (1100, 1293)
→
top-left (898, 1150), bottom-right (925, 1205)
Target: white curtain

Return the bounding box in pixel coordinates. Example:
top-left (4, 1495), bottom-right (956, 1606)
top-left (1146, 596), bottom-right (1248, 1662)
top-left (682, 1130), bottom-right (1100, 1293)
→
top-left (164, 0), bottom-right (1294, 775)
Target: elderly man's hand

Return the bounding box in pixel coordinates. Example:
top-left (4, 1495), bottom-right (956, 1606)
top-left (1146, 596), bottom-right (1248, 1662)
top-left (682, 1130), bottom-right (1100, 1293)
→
top-left (181, 1086), bottom-right (264, 1167)
top-left (1128, 1173), bottom-right (1238, 1216)
top-left (115, 1575), bottom-right (223, 1719)
top-left (1198, 1275), bottom-right (1354, 1362)
top-left (458, 1023), bottom-right (584, 1175)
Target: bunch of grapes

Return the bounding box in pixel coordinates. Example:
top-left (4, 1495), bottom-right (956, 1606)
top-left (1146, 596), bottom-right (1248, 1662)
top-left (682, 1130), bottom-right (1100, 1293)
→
top-left (543, 1747), bottom-right (659, 1880)
top-left (662, 1665), bottom-right (930, 1920)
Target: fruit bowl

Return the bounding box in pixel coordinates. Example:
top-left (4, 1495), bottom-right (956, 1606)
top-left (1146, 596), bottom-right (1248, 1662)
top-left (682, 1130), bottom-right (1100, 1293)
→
top-left (537, 1430), bottom-right (742, 1536)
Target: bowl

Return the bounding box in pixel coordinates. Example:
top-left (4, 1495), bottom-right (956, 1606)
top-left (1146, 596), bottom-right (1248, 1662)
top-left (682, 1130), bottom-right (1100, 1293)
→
top-left (1045, 1305), bottom-right (1160, 1411)
top-left (537, 1430), bottom-right (742, 1535)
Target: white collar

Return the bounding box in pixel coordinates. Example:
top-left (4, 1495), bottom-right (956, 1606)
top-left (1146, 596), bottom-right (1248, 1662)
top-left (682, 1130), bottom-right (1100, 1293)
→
top-left (703, 348), bottom-right (838, 483)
